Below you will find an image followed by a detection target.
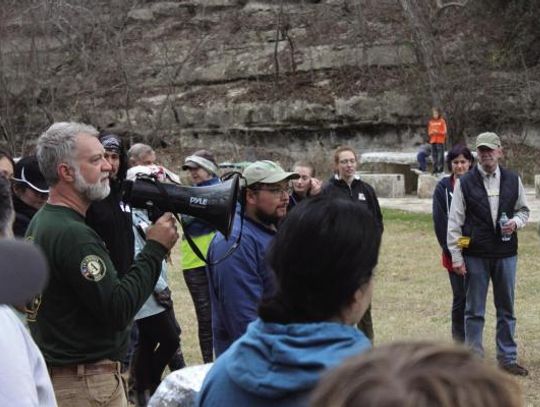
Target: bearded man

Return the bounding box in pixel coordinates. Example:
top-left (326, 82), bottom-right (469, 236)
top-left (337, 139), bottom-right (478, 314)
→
top-left (25, 122), bottom-right (179, 406)
top-left (207, 160), bottom-right (299, 356)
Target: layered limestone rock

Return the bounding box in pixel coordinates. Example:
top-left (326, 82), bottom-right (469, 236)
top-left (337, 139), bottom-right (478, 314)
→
top-left (1, 0), bottom-right (539, 181)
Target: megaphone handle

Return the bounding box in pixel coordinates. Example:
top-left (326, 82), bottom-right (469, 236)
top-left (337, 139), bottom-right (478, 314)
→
top-left (148, 205), bottom-right (165, 223)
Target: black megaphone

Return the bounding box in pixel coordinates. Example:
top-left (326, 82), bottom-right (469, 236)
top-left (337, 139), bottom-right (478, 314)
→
top-left (122, 174), bottom-right (240, 239)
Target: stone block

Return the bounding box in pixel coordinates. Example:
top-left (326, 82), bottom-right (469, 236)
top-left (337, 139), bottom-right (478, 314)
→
top-left (535, 175), bottom-right (540, 198)
top-left (360, 173), bottom-right (405, 198)
top-left (417, 174), bottom-right (439, 199)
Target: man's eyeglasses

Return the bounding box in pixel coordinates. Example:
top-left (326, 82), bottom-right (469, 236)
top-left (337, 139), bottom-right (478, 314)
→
top-left (250, 185), bottom-right (291, 196)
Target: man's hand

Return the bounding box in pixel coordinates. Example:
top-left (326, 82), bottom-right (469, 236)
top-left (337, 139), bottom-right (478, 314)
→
top-left (453, 263), bottom-right (467, 276)
top-left (146, 212), bottom-right (179, 251)
top-left (501, 219), bottom-right (517, 235)
top-left (154, 287), bottom-right (173, 309)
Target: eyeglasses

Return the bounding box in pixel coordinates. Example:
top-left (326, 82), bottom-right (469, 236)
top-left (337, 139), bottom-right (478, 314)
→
top-left (250, 185), bottom-right (291, 196)
top-left (339, 159), bottom-right (356, 165)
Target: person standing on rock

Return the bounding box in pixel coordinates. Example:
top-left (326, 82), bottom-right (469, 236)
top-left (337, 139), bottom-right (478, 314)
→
top-left (432, 144), bottom-right (474, 343)
top-left (428, 107), bottom-right (447, 175)
top-left (321, 146), bottom-right (383, 343)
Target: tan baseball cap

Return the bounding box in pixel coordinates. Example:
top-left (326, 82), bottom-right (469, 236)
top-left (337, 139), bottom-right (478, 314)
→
top-left (476, 132), bottom-right (501, 150)
top-left (243, 160), bottom-right (299, 186)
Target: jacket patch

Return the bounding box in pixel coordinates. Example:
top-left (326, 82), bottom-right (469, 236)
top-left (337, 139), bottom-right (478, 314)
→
top-left (80, 255), bottom-right (107, 282)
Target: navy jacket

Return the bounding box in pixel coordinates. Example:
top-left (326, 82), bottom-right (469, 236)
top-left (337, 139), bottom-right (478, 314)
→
top-left (432, 175), bottom-right (454, 256)
top-left (206, 210), bottom-right (276, 356)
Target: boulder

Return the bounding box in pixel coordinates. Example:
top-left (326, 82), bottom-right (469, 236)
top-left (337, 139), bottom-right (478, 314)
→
top-left (149, 364), bottom-right (213, 407)
top-left (417, 174), bottom-right (439, 199)
top-left (360, 173), bottom-right (405, 198)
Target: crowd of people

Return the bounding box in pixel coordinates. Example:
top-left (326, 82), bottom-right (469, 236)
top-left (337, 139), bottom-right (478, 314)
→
top-left (0, 117), bottom-right (531, 407)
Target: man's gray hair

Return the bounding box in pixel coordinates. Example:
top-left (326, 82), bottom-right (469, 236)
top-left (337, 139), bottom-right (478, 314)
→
top-left (128, 143), bottom-right (154, 164)
top-left (37, 122), bottom-right (99, 186)
top-left (0, 176), bottom-right (13, 238)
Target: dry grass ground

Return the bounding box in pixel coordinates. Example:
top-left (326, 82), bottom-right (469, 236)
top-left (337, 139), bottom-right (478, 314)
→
top-left (169, 208), bottom-right (540, 405)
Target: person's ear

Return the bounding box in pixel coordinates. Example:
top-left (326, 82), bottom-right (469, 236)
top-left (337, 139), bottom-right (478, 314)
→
top-left (245, 188), bottom-right (258, 205)
top-left (58, 163), bottom-right (75, 183)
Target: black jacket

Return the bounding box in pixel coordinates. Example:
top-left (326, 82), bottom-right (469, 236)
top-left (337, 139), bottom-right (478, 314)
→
top-left (13, 194), bottom-right (38, 237)
top-left (86, 182), bottom-right (135, 277)
top-left (322, 175), bottom-right (384, 233)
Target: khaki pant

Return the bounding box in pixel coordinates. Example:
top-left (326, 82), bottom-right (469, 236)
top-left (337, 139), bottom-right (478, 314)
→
top-left (50, 361), bottom-right (127, 407)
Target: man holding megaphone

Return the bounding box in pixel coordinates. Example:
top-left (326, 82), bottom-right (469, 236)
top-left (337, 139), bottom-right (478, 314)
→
top-left (207, 160), bottom-right (299, 356)
top-left (25, 122), bottom-right (179, 407)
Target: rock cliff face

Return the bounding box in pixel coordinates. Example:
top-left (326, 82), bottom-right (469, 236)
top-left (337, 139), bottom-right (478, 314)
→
top-left (1, 0), bottom-right (539, 177)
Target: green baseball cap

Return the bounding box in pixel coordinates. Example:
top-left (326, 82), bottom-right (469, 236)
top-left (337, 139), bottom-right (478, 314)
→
top-left (243, 160), bottom-right (299, 186)
top-left (476, 132), bottom-right (501, 150)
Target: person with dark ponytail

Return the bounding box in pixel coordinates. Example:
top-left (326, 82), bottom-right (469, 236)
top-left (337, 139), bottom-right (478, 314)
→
top-left (86, 132), bottom-right (134, 279)
top-left (197, 196), bottom-right (381, 407)
top-left (432, 144), bottom-right (474, 343)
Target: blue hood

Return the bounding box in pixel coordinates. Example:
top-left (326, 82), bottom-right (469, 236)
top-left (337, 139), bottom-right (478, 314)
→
top-left (225, 319), bottom-right (371, 398)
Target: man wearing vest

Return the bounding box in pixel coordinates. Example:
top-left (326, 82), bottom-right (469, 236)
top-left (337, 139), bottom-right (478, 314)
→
top-left (447, 132), bottom-right (529, 376)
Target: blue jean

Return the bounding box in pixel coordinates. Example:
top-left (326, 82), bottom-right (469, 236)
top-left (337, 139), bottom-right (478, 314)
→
top-left (463, 255), bottom-right (518, 364)
top-left (417, 151), bottom-right (429, 172)
top-left (431, 143), bottom-right (445, 173)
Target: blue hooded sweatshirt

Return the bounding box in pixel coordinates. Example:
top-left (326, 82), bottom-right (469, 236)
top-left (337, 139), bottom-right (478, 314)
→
top-left (196, 318), bottom-right (371, 407)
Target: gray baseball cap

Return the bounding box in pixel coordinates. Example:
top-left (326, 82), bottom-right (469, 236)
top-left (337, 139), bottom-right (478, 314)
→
top-left (0, 239), bottom-right (48, 304)
top-left (476, 132), bottom-right (501, 150)
top-left (243, 160), bottom-right (299, 186)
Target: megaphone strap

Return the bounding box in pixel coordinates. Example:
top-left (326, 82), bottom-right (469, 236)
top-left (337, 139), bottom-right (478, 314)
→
top-left (180, 197), bottom-right (245, 266)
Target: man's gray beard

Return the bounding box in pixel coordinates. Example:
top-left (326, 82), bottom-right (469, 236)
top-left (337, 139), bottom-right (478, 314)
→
top-left (73, 166), bottom-right (110, 201)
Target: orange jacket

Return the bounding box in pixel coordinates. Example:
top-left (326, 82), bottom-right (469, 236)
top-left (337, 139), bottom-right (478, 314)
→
top-left (428, 117), bottom-right (447, 144)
